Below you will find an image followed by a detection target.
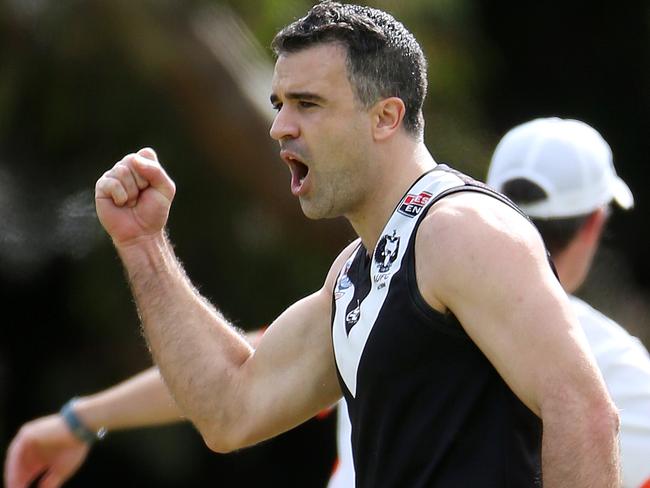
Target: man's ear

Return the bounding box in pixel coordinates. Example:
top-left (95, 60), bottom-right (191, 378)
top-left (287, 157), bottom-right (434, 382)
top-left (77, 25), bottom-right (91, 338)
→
top-left (372, 97), bottom-right (406, 141)
top-left (579, 207), bottom-right (608, 245)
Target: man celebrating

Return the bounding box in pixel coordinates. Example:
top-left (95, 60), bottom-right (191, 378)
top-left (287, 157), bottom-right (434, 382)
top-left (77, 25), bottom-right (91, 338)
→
top-left (12, 114), bottom-right (650, 487)
top-left (9, 115), bottom-right (649, 487)
top-left (92, 3), bottom-right (618, 487)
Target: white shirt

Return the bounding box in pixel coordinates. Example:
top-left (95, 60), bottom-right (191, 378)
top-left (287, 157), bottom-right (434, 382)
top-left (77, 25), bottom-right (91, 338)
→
top-left (571, 296), bottom-right (650, 488)
top-left (327, 296), bottom-right (650, 488)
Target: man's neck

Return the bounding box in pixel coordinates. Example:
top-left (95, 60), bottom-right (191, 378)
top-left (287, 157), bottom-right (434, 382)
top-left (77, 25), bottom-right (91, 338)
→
top-left (347, 142), bottom-right (435, 253)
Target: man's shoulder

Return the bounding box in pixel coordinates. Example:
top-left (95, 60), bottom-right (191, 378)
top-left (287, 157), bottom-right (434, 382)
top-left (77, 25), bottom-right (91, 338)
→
top-left (418, 189), bottom-right (540, 258)
top-left (414, 190), bottom-right (549, 310)
top-left (336, 239), bottom-right (362, 263)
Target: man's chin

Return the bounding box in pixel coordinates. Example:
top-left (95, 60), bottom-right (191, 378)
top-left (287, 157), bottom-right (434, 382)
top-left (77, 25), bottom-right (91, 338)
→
top-left (300, 203), bottom-right (322, 220)
top-left (300, 199), bottom-right (335, 221)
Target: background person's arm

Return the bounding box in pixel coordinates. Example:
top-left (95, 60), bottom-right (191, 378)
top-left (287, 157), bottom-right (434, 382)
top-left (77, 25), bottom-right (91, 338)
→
top-left (417, 192), bottom-right (620, 487)
top-left (3, 328), bottom-right (273, 488)
top-left (74, 367), bottom-right (181, 432)
top-left (4, 368), bottom-right (178, 488)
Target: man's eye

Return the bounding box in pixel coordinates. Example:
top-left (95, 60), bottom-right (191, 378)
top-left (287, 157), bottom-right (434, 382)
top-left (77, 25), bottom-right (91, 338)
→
top-left (272, 103), bottom-right (283, 112)
top-left (299, 101), bottom-right (316, 108)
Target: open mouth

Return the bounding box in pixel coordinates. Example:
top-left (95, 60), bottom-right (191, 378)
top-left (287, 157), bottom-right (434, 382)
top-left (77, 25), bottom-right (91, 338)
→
top-left (293, 158), bottom-right (309, 184)
top-left (282, 152), bottom-right (310, 195)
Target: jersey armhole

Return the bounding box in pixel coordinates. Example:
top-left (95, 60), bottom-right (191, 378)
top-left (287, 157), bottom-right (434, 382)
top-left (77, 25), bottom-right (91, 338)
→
top-left (404, 184), bottom-right (529, 341)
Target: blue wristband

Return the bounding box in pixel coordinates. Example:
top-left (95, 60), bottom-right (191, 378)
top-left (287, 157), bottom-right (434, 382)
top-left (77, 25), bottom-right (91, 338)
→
top-left (60, 398), bottom-right (106, 445)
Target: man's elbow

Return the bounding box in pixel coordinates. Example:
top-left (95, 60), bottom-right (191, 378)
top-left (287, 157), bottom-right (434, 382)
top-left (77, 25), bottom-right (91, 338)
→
top-left (543, 383), bottom-right (620, 443)
top-left (198, 424), bottom-right (245, 454)
top-left (195, 417), bottom-right (259, 454)
top-left (202, 433), bottom-right (239, 454)
top-left (589, 396), bottom-right (620, 442)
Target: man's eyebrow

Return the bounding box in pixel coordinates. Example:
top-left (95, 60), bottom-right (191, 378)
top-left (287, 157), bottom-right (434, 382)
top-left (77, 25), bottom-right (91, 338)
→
top-left (269, 92), bottom-right (326, 105)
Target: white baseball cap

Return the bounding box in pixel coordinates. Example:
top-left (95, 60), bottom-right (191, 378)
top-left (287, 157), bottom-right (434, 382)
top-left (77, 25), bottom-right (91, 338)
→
top-left (487, 117), bottom-right (634, 219)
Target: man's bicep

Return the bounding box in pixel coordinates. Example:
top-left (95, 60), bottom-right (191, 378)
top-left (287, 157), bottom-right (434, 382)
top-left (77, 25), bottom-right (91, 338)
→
top-left (419, 206), bottom-right (601, 416)
top-left (452, 261), bottom-right (581, 416)
top-left (255, 288), bottom-right (339, 388)
top-left (233, 241), bottom-right (361, 447)
top-left (237, 288), bottom-right (340, 444)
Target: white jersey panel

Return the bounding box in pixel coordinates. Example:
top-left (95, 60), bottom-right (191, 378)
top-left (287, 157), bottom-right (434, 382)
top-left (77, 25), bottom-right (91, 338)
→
top-left (332, 170), bottom-right (464, 397)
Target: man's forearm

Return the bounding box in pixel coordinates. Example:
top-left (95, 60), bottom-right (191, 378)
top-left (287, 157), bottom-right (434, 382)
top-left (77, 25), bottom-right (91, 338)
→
top-left (75, 326), bottom-right (266, 435)
top-left (116, 233), bottom-right (254, 450)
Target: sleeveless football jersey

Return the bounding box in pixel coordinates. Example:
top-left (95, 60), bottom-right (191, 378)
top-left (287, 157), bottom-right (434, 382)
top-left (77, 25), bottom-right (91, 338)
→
top-left (332, 166), bottom-right (542, 487)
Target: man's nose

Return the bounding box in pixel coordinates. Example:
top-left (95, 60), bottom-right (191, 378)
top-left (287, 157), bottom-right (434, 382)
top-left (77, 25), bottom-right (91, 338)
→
top-left (269, 106), bottom-right (299, 141)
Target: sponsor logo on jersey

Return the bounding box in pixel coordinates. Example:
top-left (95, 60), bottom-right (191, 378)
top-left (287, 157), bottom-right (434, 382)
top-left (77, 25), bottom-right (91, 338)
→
top-left (374, 230), bottom-right (400, 274)
top-left (345, 300), bottom-right (361, 332)
top-left (398, 191), bottom-right (432, 217)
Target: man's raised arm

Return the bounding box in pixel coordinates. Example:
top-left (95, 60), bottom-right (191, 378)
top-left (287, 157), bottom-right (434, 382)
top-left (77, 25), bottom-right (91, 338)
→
top-left (94, 148), bottom-right (342, 453)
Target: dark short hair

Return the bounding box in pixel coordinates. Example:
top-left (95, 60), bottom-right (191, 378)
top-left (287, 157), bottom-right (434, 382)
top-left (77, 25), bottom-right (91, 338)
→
top-left (271, 1), bottom-right (427, 137)
top-left (500, 178), bottom-right (592, 255)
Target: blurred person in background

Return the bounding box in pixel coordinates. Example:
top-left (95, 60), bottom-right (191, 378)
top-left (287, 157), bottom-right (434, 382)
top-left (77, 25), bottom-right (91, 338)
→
top-left (487, 117), bottom-right (650, 488)
top-left (4, 2), bottom-right (621, 487)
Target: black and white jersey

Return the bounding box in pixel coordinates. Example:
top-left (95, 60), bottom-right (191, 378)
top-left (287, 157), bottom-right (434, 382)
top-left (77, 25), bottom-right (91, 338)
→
top-left (332, 166), bottom-right (542, 488)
